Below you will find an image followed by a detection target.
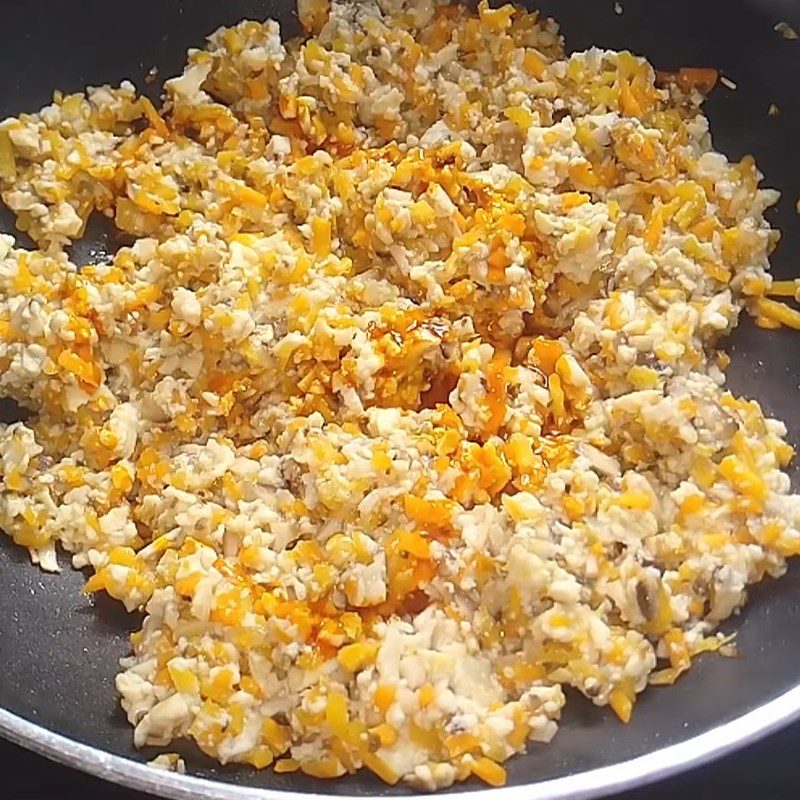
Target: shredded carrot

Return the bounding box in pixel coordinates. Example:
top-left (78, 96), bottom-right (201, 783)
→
top-left (767, 278), bottom-right (800, 299)
top-left (755, 296), bottom-right (800, 329)
top-left (139, 96), bottom-right (170, 138)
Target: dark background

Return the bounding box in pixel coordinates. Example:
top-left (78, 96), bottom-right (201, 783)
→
top-left (3, 0), bottom-right (800, 798)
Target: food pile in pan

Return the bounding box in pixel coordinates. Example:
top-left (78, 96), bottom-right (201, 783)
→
top-left (0, 0), bottom-right (799, 789)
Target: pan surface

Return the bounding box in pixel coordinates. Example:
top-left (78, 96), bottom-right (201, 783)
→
top-left (1, 1), bottom-right (800, 798)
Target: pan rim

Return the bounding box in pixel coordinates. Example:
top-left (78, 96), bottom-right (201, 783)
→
top-left (2, 683), bottom-right (800, 800)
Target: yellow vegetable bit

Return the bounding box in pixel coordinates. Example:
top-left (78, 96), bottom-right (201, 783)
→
top-left (470, 757), bottom-right (507, 787)
top-left (608, 688), bottom-right (633, 724)
top-left (767, 278), bottom-right (800, 299)
top-left (755, 296), bottom-right (800, 329)
top-left (361, 752), bottom-right (400, 785)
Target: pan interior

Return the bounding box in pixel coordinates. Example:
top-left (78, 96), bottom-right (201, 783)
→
top-left (0, 0), bottom-right (799, 795)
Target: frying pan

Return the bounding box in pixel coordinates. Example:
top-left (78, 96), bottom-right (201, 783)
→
top-left (1, 0), bottom-right (800, 798)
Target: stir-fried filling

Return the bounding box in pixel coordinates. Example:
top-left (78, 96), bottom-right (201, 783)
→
top-left (0, 0), bottom-right (799, 789)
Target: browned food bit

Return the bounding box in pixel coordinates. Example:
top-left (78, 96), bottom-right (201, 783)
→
top-left (676, 66), bottom-right (719, 93)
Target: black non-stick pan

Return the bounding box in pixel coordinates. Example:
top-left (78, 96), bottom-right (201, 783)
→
top-left (1, 1), bottom-right (800, 798)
